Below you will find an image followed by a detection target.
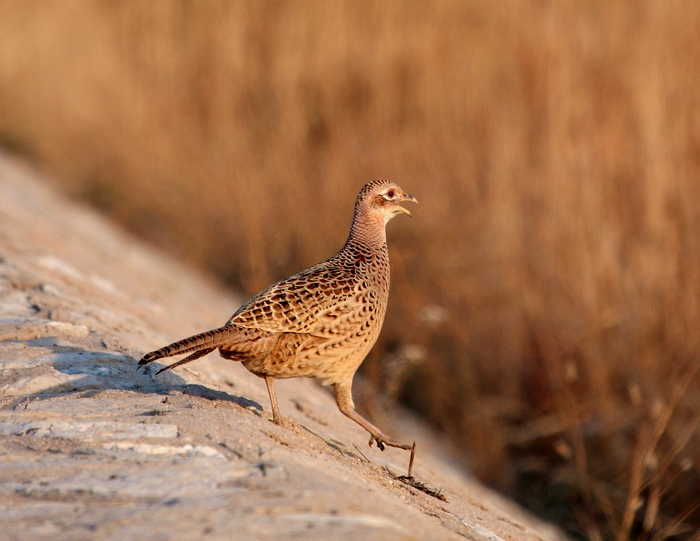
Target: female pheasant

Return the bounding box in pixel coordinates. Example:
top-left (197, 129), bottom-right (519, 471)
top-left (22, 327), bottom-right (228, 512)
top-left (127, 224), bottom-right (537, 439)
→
top-left (139, 180), bottom-right (417, 470)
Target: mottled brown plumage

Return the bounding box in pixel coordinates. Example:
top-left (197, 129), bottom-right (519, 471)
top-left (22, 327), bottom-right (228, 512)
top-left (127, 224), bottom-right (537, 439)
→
top-left (138, 180), bottom-right (417, 469)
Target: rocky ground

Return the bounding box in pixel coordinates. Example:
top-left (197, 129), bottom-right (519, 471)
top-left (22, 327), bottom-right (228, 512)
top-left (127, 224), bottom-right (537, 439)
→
top-left (0, 151), bottom-right (567, 540)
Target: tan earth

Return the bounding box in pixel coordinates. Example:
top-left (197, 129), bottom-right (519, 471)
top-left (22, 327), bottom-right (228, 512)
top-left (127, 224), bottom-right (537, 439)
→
top-left (0, 151), bottom-right (568, 541)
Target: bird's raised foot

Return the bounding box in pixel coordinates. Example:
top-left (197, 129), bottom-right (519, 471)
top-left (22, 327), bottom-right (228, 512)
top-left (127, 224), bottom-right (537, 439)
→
top-left (368, 434), bottom-right (416, 477)
top-left (368, 434), bottom-right (412, 451)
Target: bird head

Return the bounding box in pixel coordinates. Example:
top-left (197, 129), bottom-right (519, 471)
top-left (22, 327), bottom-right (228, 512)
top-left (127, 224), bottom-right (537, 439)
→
top-left (357, 179), bottom-right (418, 224)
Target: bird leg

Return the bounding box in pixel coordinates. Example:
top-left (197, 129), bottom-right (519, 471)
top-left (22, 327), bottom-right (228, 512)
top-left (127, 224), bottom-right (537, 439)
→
top-left (333, 383), bottom-right (416, 477)
top-left (265, 376), bottom-right (285, 426)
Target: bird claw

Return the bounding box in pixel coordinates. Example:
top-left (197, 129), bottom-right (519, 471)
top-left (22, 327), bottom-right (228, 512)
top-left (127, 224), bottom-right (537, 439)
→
top-left (368, 435), bottom-right (387, 451)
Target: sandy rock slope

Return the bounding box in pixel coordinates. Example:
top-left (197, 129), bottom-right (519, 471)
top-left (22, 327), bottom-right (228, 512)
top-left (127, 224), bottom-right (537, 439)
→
top-left (0, 152), bottom-right (567, 541)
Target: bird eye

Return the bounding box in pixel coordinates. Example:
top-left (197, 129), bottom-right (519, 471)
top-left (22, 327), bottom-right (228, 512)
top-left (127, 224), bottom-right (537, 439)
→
top-left (387, 190), bottom-right (395, 198)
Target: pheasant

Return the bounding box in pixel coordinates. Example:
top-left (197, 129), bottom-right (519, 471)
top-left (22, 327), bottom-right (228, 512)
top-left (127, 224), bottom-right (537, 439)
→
top-left (139, 180), bottom-right (418, 473)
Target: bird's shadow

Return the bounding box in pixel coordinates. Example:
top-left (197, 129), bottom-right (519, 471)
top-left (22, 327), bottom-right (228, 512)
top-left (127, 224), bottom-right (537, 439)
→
top-left (170, 382), bottom-right (261, 410)
top-left (136, 360), bottom-right (262, 410)
top-left (8, 340), bottom-right (263, 413)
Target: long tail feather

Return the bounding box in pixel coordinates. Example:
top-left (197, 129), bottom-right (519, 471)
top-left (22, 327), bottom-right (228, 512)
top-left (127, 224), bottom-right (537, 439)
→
top-left (138, 325), bottom-right (235, 368)
top-left (155, 347), bottom-right (215, 375)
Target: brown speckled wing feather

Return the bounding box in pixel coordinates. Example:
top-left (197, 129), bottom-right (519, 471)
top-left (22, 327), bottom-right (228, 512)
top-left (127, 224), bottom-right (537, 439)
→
top-left (227, 261), bottom-right (362, 337)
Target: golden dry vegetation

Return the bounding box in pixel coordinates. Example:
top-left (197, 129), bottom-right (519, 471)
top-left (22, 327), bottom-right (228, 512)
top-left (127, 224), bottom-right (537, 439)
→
top-left (1, 2), bottom-right (699, 539)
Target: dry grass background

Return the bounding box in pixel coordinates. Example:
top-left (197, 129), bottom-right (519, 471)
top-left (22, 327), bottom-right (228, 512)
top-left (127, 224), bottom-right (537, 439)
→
top-left (1, 1), bottom-right (699, 539)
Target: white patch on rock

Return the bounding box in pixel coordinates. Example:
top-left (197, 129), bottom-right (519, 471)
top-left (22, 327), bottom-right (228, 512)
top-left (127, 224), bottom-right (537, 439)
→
top-left (103, 442), bottom-right (225, 458)
top-left (0, 421), bottom-right (178, 440)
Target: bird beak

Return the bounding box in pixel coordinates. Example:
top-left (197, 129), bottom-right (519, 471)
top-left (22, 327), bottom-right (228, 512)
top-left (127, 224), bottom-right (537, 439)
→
top-left (398, 192), bottom-right (418, 217)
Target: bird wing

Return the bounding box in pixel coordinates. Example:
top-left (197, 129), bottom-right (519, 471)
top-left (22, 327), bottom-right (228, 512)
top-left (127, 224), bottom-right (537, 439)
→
top-left (228, 262), bottom-right (365, 338)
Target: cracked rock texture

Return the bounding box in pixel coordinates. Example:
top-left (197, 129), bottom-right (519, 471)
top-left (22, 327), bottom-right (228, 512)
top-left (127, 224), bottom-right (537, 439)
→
top-left (0, 152), bottom-right (568, 541)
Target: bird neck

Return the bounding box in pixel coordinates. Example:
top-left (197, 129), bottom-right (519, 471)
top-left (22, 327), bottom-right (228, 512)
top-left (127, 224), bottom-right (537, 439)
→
top-left (344, 207), bottom-right (387, 251)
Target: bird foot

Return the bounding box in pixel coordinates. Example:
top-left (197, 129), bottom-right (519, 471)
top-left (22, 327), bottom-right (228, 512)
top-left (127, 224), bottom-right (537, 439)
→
top-left (368, 434), bottom-right (410, 451)
top-left (368, 434), bottom-right (416, 477)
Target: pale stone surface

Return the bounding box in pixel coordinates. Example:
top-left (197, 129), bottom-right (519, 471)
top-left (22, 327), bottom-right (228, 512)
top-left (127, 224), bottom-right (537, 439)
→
top-left (0, 420), bottom-right (178, 439)
top-left (0, 151), bottom-right (568, 541)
